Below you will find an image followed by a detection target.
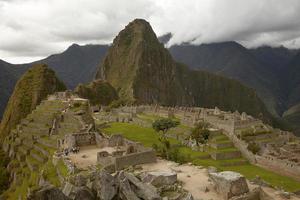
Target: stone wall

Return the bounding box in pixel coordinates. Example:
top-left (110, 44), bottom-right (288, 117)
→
top-left (222, 131), bottom-right (257, 163)
top-left (210, 151), bottom-right (241, 160)
top-left (114, 149), bottom-right (156, 170)
top-left (256, 156), bottom-right (300, 181)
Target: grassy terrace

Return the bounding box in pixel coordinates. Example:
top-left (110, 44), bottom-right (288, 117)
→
top-left (103, 122), bottom-right (300, 192)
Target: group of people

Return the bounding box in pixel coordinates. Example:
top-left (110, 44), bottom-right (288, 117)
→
top-left (63, 146), bottom-right (80, 156)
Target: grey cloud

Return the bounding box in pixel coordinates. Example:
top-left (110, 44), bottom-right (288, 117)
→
top-left (1, 0), bottom-right (300, 63)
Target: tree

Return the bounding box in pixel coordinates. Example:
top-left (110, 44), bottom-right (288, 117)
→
top-left (191, 122), bottom-right (210, 146)
top-left (152, 118), bottom-right (179, 140)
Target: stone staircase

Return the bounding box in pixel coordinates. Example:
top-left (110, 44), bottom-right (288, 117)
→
top-left (3, 99), bottom-right (69, 189)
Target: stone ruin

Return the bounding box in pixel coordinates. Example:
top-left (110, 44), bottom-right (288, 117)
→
top-left (96, 134), bottom-right (157, 172)
top-left (208, 168), bottom-right (273, 200)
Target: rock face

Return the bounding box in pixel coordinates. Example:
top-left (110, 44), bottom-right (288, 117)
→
top-left (0, 64), bottom-right (66, 141)
top-left (28, 185), bottom-right (69, 200)
top-left (29, 169), bottom-right (194, 200)
top-left (209, 171), bottom-right (249, 200)
top-left (141, 171), bottom-right (177, 187)
top-left (93, 170), bottom-right (117, 200)
top-left (74, 187), bottom-right (95, 200)
top-left (123, 172), bottom-right (161, 200)
top-left (95, 18), bottom-right (272, 122)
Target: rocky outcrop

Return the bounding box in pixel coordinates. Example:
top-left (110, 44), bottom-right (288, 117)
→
top-left (122, 172), bottom-right (161, 200)
top-left (92, 170), bottom-right (117, 200)
top-left (28, 185), bottom-right (69, 200)
top-left (74, 187), bottom-right (95, 200)
top-left (209, 171), bottom-right (249, 200)
top-left (47, 169), bottom-right (193, 200)
top-left (141, 171), bottom-right (177, 187)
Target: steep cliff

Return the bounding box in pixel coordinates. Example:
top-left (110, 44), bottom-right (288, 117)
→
top-left (0, 64), bottom-right (66, 141)
top-left (96, 19), bottom-right (271, 121)
top-left (96, 19), bottom-right (270, 120)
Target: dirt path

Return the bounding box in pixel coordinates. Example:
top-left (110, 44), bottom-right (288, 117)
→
top-left (68, 145), bottom-right (100, 169)
top-left (140, 159), bottom-right (300, 200)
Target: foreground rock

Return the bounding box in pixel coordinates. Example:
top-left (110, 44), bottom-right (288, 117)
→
top-left (209, 171), bottom-right (249, 200)
top-left (141, 171), bottom-right (177, 187)
top-left (27, 185), bottom-right (69, 200)
top-left (28, 169), bottom-right (195, 200)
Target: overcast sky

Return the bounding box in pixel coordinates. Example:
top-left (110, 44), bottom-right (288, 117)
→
top-left (1, 0), bottom-right (300, 63)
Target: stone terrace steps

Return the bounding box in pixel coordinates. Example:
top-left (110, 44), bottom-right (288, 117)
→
top-left (209, 133), bottom-right (242, 161)
top-left (37, 138), bottom-right (57, 149)
top-left (30, 148), bottom-right (48, 163)
top-left (243, 132), bottom-right (278, 141)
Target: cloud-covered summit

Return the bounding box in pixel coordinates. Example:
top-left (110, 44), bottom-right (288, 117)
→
top-left (1, 0), bottom-right (300, 63)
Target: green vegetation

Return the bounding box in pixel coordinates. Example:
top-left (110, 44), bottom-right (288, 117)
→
top-left (191, 122), bottom-right (210, 146)
top-left (0, 150), bottom-right (9, 194)
top-left (96, 18), bottom-right (272, 122)
top-left (75, 79), bottom-right (118, 106)
top-left (43, 161), bottom-right (61, 187)
top-left (247, 142), bottom-right (261, 154)
top-left (152, 118), bottom-right (179, 137)
top-left (103, 122), bottom-right (300, 192)
top-left (0, 64), bottom-right (66, 141)
top-left (57, 159), bottom-right (68, 178)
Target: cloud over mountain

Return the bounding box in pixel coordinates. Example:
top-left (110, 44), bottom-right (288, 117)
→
top-left (1, 0), bottom-right (300, 63)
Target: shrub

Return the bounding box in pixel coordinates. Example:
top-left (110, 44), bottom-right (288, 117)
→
top-left (247, 142), bottom-right (261, 154)
top-left (191, 122), bottom-right (210, 146)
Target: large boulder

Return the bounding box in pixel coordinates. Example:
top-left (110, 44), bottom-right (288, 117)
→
top-left (230, 187), bottom-right (273, 200)
top-left (209, 171), bottom-right (249, 200)
top-left (62, 182), bottom-right (77, 199)
top-left (74, 187), bottom-right (95, 200)
top-left (119, 176), bottom-right (140, 200)
top-left (124, 172), bottom-right (161, 200)
top-left (141, 171), bottom-right (177, 187)
top-left (92, 170), bottom-right (117, 200)
top-left (28, 185), bottom-right (69, 200)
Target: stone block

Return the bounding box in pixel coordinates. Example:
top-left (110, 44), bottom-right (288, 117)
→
top-left (209, 171), bottom-right (249, 200)
top-left (141, 171), bottom-right (177, 187)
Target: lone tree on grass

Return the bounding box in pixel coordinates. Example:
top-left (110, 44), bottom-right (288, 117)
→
top-left (152, 118), bottom-right (179, 141)
top-left (191, 122), bottom-right (210, 146)
top-left (152, 118), bottom-right (180, 160)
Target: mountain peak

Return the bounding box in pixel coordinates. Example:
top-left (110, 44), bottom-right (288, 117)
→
top-left (0, 64), bottom-right (66, 140)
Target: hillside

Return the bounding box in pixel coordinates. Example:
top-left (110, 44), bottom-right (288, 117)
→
top-left (285, 52), bottom-right (300, 107)
top-left (169, 42), bottom-right (283, 117)
top-left (0, 64), bottom-right (66, 141)
top-left (0, 44), bottom-right (108, 118)
top-left (96, 19), bottom-right (272, 121)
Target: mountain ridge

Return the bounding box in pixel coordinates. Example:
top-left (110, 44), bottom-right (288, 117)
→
top-left (95, 19), bottom-right (272, 122)
top-left (0, 64), bottom-right (66, 141)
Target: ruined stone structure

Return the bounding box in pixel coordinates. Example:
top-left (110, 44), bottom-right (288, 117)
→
top-left (96, 134), bottom-right (156, 172)
top-left (108, 104), bottom-right (300, 181)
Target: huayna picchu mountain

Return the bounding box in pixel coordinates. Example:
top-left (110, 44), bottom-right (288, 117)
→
top-left (0, 64), bottom-right (66, 141)
top-left (95, 19), bottom-right (272, 122)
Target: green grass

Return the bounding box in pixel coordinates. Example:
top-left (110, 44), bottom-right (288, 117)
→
top-left (221, 165), bottom-right (300, 192)
top-left (104, 122), bottom-right (178, 147)
top-left (103, 122), bottom-right (300, 192)
top-left (57, 159), bottom-right (68, 177)
top-left (43, 161), bottom-right (61, 187)
top-left (5, 167), bottom-right (38, 200)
